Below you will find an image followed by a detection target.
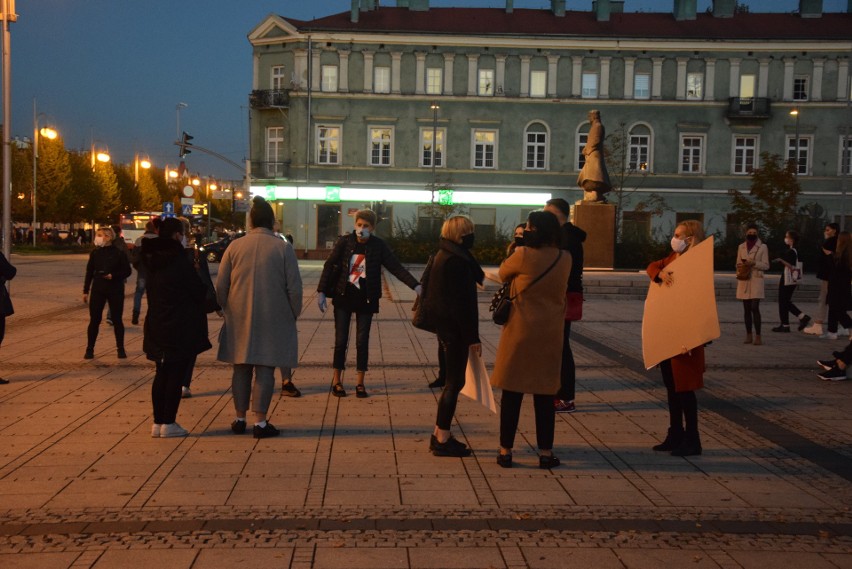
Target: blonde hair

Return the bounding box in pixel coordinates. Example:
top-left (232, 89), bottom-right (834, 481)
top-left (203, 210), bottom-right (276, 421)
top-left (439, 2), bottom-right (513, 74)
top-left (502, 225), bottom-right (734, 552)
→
top-left (677, 219), bottom-right (705, 251)
top-left (97, 226), bottom-right (115, 243)
top-left (440, 215), bottom-right (474, 243)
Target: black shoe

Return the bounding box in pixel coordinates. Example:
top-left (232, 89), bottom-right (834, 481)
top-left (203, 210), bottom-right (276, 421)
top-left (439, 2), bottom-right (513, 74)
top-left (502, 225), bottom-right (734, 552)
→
top-left (671, 432), bottom-right (702, 457)
top-left (771, 325), bottom-right (791, 333)
top-left (652, 427), bottom-right (684, 452)
top-left (355, 384), bottom-right (368, 398)
top-left (818, 366), bottom-right (848, 381)
top-left (496, 453), bottom-right (513, 468)
top-left (817, 359), bottom-right (836, 371)
top-left (428, 377), bottom-right (446, 389)
top-left (0, 378), bottom-right (9, 385)
top-left (131, 312), bottom-right (140, 325)
top-left (281, 381), bottom-right (301, 397)
top-left (430, 435), bottom-right (471, 457)
top-left (117, 348), bottom-right (127, 359)
top-left (539, 454), bottom-right (560, 469)
top-left (798, 315), bottom-right (811, 331)
top-left (253, 422), bottom-right (280, 439)
top-left (84, 349), bottom-right (94, 359)
top-left (231, 419), bottom-right (246, 434)
top-left (331, 383), bottom-right (346, 397)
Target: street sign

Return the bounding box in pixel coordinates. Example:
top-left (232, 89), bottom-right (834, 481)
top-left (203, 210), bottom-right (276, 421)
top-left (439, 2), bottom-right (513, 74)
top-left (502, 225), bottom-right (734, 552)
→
top-left (234, 200), bottom-right (250, 213)
top-left (180, 197), bottom-right (195, 206)
top-left (191, 204), bottom-right (208, 215)
top-left (182, 185), bottom-right (194, 198)
top-left (181, 204), bottom-right (192, 216)
top-left (212, 189), bottom-right (231, 200)
top-left (163, 202), bottom-right (175, 214)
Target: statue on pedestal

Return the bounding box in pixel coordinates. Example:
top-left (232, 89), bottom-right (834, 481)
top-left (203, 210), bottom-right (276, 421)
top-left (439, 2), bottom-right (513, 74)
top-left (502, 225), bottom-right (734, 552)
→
top-left (577, 110), bottom-right (612, 203)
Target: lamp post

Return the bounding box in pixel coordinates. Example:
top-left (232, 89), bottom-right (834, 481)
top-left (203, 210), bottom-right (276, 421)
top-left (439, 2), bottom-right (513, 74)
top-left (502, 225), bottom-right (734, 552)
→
top-left (32, 98), bottom-right (58, 246)
top-left (1, 0), bottom-right (16, 258)
top-left (134, 154), bottom-right (151, 183)
top-left (430, 101), bottom-right (440, 203)
top-left (206, 181), bottom-right (216, 242)
top-left (790, 107), bottom-right (800, 177)
top-left (176, 102), bottom-right (188, 141)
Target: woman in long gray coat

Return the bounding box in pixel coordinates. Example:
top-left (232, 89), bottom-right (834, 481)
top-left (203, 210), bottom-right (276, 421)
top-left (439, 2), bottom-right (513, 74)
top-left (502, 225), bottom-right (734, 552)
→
top-left (217, 196), bottom-right (303, 439)
top-left (735, 224), bottom-right (769, 346)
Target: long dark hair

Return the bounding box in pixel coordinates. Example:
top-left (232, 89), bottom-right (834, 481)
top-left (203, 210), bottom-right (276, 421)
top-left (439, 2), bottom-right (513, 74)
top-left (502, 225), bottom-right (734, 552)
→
top-left (836, 231), bottom-right (852, 270)
top-left (524, 210), bottom-right (560, 248)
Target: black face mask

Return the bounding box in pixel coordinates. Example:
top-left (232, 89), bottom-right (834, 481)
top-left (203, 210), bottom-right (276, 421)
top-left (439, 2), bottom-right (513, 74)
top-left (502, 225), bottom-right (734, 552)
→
top-left (746, 234), bottom-right (758, 242)
top-left (522, 229), bottom-right (539, 247)
top-left (461, 233), bottom-right (475, 249)
top-left (513, 236), bottom-right (524, 247)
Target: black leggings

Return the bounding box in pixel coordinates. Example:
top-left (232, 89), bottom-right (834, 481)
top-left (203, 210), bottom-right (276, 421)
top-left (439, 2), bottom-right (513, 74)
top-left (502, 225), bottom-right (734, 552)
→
top-left (827, 308), bottom-right (852, 334)
top-left (742, 299), bottom-right (761, 334)
top-left (556, 320), bottom-right (575, 401)
top-left (660, 359), bottom-right (698, 434)
top-left (499, 390), bottom-right (555, 450)
top-left (434, 339), bottom-right (469, 430)
top-left (778, 282), bottom-right (802, 326)
top-left (151, 359), bottom-right (190, 424)
top-left (87, 287), bottom-right (125, 350)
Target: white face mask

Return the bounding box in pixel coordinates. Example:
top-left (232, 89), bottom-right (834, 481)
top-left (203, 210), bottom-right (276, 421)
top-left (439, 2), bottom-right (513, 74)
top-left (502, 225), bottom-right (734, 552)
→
top-left (94, 236), bottom-right (105, 247)
top-left (358, 228), bottom-right (371, 239)
top-left (671, 236), bottom-right (688, 253)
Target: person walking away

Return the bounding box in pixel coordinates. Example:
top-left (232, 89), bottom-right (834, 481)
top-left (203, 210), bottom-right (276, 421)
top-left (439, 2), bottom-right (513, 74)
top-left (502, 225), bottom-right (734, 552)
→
top-left (0, 252), bottom-right (17, 384)
top-left (804, 223), bottom-right (840, 335)
top-left (823, 231), bottom-right (852, 341)
top-left (316, 209), bottom-right (421, 398)
top-left (544, 198), bottom-right (586, 414)
top-left (131, 221), bottom-right (158, 325)
top-left (217, 197), bottom-right (303, 438)
top-left (646, 220), bottom-right (707, 456)
top-left (82, 227), bottom-right (131, 359)
top-left (736, 224), bottom-right (769, 345)
top-left (771, 230), bottom-right (810, 333)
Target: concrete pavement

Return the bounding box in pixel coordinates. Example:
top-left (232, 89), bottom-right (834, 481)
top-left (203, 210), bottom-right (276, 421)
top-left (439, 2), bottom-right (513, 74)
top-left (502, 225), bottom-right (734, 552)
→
top-left (0, 254), bottom-right (850, 569)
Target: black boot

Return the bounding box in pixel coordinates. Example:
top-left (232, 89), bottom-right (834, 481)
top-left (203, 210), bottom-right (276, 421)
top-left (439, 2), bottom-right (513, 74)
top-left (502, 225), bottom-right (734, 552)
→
top-left (652, 427), bottom-right (683, 452)
top-left (671, 430), bottom-right (702, 457)
top-left (131, 311), bottom-right (140, 325)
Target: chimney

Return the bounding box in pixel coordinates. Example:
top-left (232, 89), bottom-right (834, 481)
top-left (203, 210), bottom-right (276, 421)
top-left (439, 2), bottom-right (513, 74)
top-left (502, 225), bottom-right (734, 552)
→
top-left (712, 0), bottom-right (736, 18)
top-left (351, 0), bottom-right (359, 23)
top-left (799, 0), bottom-right (823, 17)
top-left (594, 0), bottom-right (611, 22)
top-left (506, 0), bottom-right (513, 14)
top-left (551, 0), bottom-right (565, 17)
top-left (673, 0), bottom-right (696, 21)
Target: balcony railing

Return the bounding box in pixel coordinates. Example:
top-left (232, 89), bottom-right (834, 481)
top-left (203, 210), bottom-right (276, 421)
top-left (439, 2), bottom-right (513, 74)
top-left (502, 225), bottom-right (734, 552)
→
top-left (249, 89), bottom-right (290, 109)
top-left (251, 160), bottom-right (290, 180)
top-left (727, 97), bottom-right (771, 119)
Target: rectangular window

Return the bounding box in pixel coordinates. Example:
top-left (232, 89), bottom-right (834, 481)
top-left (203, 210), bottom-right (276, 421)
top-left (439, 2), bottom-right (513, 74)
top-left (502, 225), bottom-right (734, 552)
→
top-left (426, 67), bottom-right (443, 95)
top-left (634, 73), bottom-right (650, 99)
top-left (478, 69), bottom-right (494, 96)
top-left (316, 125), bottom-right (340, 165)
top-left (317, 204), bottom-right (341, 249)
top-left (686, 72), bottom-right (703, 100)
top-left (628, 135), bottom-right (650, 171)
top-left (469, 207), bottom-right (496, 242)
top-left (793, 75), bottom-right (809, 102)
top-left (472, 129), bottom-right (497, 169)
top-left (420, 128), bottom-right (445, 168)
top-left (530, 70), bottom-right (547, 98)
top-left (265, 127), bottom-right (284, 177)
top-left (525, 132), bottom-right (547, 170)
top-left (621, 211), bottom-right (651, 240)
top-left (321, 65), bottom-right (338, 92)
top-left (417, 206), bottom-right (443, 240)
top-left (680, 135), bottom-right (705, 174)
top-left (576, 133), bottom-right (588, 171)
top-left (374, 66), bottom-right (390, 94)
top-left (787, 136), bottom-right (811, 175)
top-left (369, 127), bottom-right (393, 166)
top-left (840, 136), bottom-right (852, 176)
top-left (739, 74), bottom-right (755, 99)
top-left (271, 65), bottom-right (286, 90)
top-left (732, 136), bottom-right (758, 175)
top-left (581, 73), bottom-right (598, 98)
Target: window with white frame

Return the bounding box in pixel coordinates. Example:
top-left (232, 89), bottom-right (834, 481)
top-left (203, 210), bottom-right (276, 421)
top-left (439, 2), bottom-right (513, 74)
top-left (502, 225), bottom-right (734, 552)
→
top-left (419, 127), bottom-right (445, 168)
top-left (426, 67), bottom-right (442, 95)
top-left (271, 65), bottom-right (286, 90)
top-left (472, 129), bottom-right (497, 169)
top-left (321, 65), bottom-right (338, 92)
top-left (369, 127), bottom-right (393, 166)
top-left (679, 134), bottom-right (705, 174)
top-left (634, 73), bottom-right (651, 99)
top-left (840, 136), bottom-right (852, 176)
top-left (581, 73), bottom-right (598, 98)
top-left (576, 131), bottom-right (589, 171)
top-left (469, 207), bottom-right (496, 241)
top-left (530, 70), bottom-right (547, 98)
top-left (374, 66), bottom-right (391, 94)
top-left (478, 69), bottom-right (494, 96)
top-left (265, 126), bottom-right (284, 177)
top-left (316, 125), bottom-right (341, 165)
top-left (629, 134), bottom-right (650, 171)
top-left (524, 123), bottom-right (548, 170)
top-left (793, 75), bottom-right (809, 102)
top-left (786, 135), bottom-right (811, 175)
top-left (686, 72), bottom-right (703, 100)
top-left (732, 135), bottom-right (758, 175)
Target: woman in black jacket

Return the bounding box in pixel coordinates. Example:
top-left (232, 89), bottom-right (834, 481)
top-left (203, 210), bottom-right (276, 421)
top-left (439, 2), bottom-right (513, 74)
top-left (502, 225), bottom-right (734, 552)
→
top-left (825, 231), bottom-right (852, 341)
top-left (316, 209), bottom-right (421, 398)
top-left (421, 215), bottom-right (484, 457)
top-left (83, 227), bottom-right (132, 359)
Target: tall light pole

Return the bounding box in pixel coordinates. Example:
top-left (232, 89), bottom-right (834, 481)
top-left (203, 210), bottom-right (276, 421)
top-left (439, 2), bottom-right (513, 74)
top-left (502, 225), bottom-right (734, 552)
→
top-left (430, 101), bottom-right (440, 203)
top-left (134, 154), bottom-right (151, 183)
top-left (32, 99), bottom-right (57, 246)
top-left (790, 107), bottom-right (800, 177)
top-left (176, 102), bottom-right (188, 141)
top-left (1, 0), bottom-right (16, 258)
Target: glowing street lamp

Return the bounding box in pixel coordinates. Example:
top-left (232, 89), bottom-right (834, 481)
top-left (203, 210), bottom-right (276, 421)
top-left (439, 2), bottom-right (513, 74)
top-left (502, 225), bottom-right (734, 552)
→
top-left (134, 154), bottom-right (151, 183)
top-left (790, 107), bottom-right (800, 177)
top-left (32, 98), bottom-right (59, 246)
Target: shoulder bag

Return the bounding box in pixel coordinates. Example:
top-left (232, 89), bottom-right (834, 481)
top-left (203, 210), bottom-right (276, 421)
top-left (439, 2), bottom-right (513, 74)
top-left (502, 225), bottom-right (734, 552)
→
top-left (784, 248), bottom-right (803, 285)
top-left (411, 254), bottom-right (436, 333)
top-left (490, 251), bottom-right (562, 326)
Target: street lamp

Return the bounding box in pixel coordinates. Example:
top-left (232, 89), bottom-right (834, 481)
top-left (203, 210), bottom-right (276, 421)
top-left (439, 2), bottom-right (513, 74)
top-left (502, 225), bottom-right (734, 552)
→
top-left (134, 154), bottom-right (151, 183)
top-left (32, 98), bottom-right (58, 246)
top-left (205, 180), bottom-right (217, 241)
top-left (176, 102), bottom-right (188, 141)
top-left (790, 107), bottom-right (800, 177)
top-left (430, 101), bottom-right (440, 203)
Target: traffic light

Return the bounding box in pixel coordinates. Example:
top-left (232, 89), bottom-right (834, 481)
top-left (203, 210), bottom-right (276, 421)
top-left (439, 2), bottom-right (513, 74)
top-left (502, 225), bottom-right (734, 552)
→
top-left (178, 131), bottom-right (194, 158)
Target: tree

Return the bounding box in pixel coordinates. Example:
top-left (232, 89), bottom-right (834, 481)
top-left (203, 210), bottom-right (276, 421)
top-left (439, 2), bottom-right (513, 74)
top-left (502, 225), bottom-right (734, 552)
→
top-left (35, 135), bottom-right (71, 223)
top-left (729, 151), bottom-right (800, 241)
top-left (92, 160), bottom-right (120, 220)
top-left (66, 151), bottom-right (102, 224)
top-left (137, 170), bottom-right (161, 211)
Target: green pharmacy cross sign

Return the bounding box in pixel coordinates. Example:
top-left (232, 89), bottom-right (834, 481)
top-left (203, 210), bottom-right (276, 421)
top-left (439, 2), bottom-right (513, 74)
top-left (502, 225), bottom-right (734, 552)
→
top-left (325, 186), bottom-right (341, 202)
top-left (437, 188), bottom-right (454, 206)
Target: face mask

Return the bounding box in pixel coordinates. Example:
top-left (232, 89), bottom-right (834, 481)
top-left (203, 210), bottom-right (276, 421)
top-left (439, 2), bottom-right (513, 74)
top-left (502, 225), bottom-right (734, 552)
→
top-left (522, 229), bottom-right (538, 247)
top-left (746, 234), bottom-right (758, 242)
top-left (358, 228), bottom-right (371, 240)
top-left (670, 237), bottom-right (688, 253)
top-left (784, 238), bottom-right (793, 246)
top-left (461, 233), bottom-right (475, 249)
top-left (94, 236), bottom-right (105, 247)
top-left (513, 236), bottom-right (524, 247)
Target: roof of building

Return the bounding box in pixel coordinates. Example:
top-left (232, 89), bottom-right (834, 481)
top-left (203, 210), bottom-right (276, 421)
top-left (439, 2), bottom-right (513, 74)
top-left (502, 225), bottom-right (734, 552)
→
top-left (283, 8), bottom-right (852, 41)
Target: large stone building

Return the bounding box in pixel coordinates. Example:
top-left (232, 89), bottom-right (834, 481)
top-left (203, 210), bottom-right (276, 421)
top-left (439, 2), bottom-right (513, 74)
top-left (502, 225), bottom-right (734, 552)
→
top-left (247, 0), bottom-right (852, 253)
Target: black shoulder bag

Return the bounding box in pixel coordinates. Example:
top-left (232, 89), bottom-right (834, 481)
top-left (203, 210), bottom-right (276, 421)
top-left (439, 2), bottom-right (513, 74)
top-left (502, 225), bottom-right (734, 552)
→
top-left (411, 254), bottom-right (436, 333)
top-left (490, 251), bottom-right (562, 326)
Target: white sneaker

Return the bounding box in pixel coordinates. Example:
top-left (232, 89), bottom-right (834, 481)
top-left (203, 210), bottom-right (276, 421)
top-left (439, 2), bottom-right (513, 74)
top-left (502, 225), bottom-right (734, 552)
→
top-left (160, 423), bottom-right (188, 438)
top-left (839, 326), bottom-right (849, 335)
top-left (819, 332), bottom-right (838, 340)
top-left (803, 323), bottom-right (823, 335)
top-left (151, 423), bottom-right (162, 438)
top-left (181, 386), bottom-right (192, 398)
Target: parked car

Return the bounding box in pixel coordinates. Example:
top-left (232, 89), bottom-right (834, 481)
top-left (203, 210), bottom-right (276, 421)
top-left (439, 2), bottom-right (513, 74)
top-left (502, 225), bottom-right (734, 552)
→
top-left (198, 232), bottom-right (244, 263)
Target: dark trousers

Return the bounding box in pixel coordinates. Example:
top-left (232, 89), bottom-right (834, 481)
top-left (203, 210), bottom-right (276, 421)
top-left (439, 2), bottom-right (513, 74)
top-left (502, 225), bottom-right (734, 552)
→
top-left (152, 359), bottom-right (191, 424)
top-left (827, 308), bottom-right (852, 334)
top-left (659, 359), bottom-right (698, 434)
top-left (87, 287), bottom-right (125, 350)
top-left (777, 282), bottom-right (802, 326)
top-left (0, 315), bottom-right (5, 345)
top-left (556, 320), bottom-right (575, 401)
top-left (332, 306), bottom-right (373, 371)
top-left (742, 299), bottom-right (761, 334)
top-left (180, 354), bottom-right (198, 388)
top-left (435, 339), bottom-right (469, 430)
top-left (133, 275), bottom-right (146, 315)
top-left (437, 344), bottom-right (447, 382)
top-left (499, 390), bottom-right (555, 450)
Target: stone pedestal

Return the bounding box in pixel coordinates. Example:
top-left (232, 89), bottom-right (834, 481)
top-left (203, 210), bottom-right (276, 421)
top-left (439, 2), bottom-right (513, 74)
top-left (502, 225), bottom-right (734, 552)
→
top-left (572, 203), bottom-right (615, 269)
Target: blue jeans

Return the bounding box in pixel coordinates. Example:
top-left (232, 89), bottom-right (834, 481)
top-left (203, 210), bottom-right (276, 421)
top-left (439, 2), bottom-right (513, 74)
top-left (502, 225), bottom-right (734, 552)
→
top-left (332, 306), bottom-right (373, 371)
top-left (133, 275), bottom-right (146, 314)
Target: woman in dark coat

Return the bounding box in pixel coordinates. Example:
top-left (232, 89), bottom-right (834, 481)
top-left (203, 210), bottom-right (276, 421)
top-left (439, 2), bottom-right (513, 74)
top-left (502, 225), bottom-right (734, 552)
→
top-left (316, 209), bottom-right (421, 398)
top-left (141, 217), bottom-right (212, 438)
top-left (82, 227), bottom-right (132, 359)
top-left (0, 251), bottom-right (16, 385)
top-left (825, 231), bottom-right (852, 340)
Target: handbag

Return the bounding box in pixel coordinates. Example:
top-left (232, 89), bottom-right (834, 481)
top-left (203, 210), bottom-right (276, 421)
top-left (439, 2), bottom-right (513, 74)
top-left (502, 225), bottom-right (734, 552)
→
top-left (490, 251), bottom-right (562, 325)
top-left (783, 248), bottom-right (803, 285)
top-left (565, 291), bottom-right (583, 321)
top-left (735, 263), bottom-right (752, 281)
top-left (411, 255), bottom-right (437, 333)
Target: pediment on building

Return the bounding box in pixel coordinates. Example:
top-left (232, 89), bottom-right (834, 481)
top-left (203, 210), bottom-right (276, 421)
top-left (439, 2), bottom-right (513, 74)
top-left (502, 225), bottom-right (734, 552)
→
top-left (248, 14), bottom-right (301, 44)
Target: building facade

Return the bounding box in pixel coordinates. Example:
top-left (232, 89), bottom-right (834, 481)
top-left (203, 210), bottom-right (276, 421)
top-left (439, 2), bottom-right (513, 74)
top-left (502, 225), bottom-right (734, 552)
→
top-left (247, 0), bottom-right (852, 253)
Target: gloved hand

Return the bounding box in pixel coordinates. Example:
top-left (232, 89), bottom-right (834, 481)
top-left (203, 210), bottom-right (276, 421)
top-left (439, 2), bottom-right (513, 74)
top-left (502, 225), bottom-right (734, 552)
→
top-left (414, 285), bottom-right (423, 297)
top-left (317, 292), bottom-right (327, 313)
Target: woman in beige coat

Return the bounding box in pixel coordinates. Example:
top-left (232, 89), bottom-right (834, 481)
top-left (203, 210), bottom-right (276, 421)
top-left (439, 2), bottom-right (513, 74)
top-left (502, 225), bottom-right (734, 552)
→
top-left (491, 210), bottom-right (572, 469)
top-left (736, 224), bottom-right (770, 345)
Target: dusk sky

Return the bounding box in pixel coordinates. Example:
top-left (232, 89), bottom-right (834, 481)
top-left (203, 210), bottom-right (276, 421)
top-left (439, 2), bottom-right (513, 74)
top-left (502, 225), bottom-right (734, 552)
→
top-left (8, 0), bottom-right (848, 181)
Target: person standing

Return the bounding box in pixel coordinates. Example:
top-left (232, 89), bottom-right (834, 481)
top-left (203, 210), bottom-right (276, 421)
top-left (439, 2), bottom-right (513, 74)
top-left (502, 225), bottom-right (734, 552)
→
top-left (544, 198), bottom-right (586, 414)
top-left (217, 196), bottom-right (303, 438)
top-left (804, 223), bottom-right (840, 335)
top-left (317, 209), bottom-right (421, 398)
top-left (823, 231), bottom-right (852, 341)
top-left (131, 221), bottom-right (158, 325)
top-left (0, 252), bottom-right (17, 385)
top-left (736, 224), bottom-right (769, 346)
top-left (83, 227), bottom-right (131, 359)
top-left (141, 217), bottom-right (212, 438)
top-left (105, 225), bottom-right (132, 326)
top-left (646, 220), bottom-right (707, 457)
top-left (771, 230), bottom-right (810, 333)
